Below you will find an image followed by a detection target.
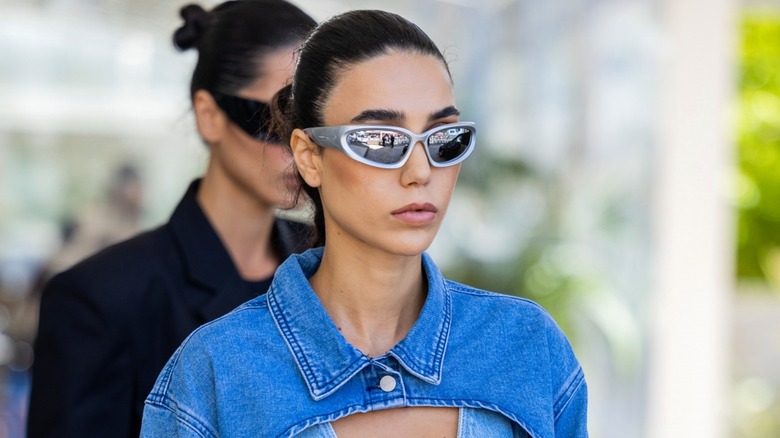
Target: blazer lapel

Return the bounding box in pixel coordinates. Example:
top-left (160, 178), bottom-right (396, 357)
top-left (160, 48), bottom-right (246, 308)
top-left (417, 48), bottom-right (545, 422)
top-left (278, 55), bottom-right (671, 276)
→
top-left (168, 180), bottom-right (250, 324)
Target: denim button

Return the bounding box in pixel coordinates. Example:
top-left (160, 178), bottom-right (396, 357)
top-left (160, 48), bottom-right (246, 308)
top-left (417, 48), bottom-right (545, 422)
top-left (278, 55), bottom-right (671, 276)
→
top-left (379, 375), bottom-right (397, 392)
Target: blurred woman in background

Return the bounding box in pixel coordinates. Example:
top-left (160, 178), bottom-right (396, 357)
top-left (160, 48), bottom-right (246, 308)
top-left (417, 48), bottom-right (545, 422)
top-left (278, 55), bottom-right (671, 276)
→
top-left (27, 1), bottom-right (316, 436)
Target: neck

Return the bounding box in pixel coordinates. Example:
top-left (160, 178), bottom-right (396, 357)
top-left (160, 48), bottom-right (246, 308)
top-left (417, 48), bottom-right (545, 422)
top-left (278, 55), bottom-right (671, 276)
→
top-left (309, 242), bottom-right (427, 357)
top-left (197, 172), bottom-right (278, 281)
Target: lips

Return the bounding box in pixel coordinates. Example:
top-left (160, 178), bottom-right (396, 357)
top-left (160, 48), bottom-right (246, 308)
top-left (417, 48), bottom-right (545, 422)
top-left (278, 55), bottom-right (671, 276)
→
top-left (392, 203), bottom-right (438, 214)
top-left (391, 202), bottom-right (438, 224)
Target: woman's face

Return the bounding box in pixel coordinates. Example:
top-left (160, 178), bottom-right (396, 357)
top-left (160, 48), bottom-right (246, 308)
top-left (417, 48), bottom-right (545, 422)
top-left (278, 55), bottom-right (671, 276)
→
top-left (315, 51), bottom-right (462, 256)
top-left (211, 46), bottom-right (300, 209)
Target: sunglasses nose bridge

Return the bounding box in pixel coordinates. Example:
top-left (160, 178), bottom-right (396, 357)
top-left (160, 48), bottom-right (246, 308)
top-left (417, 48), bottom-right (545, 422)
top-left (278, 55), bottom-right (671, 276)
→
top-left (411, 132), bottom-right (431, 150)
top-left (404, 137), bottom-right (433, 169)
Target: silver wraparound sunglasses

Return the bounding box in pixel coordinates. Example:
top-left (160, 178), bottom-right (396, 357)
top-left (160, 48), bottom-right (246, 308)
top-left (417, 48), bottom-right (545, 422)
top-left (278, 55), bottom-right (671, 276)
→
top-left (303, 122), bottom-right (476, 169)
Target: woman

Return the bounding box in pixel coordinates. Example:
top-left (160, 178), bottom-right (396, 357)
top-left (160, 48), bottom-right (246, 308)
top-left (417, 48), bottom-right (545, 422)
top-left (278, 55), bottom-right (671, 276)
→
top-left (141, 9), bottom-right (588, 437)
top-left (27, 1), bottom-right (316, 437)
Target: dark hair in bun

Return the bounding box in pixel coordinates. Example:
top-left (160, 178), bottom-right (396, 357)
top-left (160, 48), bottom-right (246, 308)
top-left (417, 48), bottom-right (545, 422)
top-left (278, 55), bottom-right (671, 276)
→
top-left (173, 0), bottom-right (316, 99)
top-left (172, 4), bottom-right (209, 50)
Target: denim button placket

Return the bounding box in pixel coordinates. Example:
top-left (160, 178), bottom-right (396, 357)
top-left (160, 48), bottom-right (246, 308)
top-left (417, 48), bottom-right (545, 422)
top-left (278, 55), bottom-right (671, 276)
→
top-left (361, 361), bottom-right (404, 410)
top-left (379, 375), bottom-right (397, 392)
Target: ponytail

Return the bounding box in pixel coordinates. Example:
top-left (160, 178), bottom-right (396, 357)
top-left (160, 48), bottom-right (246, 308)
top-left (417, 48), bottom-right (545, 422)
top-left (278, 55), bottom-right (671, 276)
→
top-left (270, 83), bottom-right (325, 247)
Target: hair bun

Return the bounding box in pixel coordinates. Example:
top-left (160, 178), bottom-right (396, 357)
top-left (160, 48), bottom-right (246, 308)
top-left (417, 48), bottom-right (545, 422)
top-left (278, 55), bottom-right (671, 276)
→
top-left (173, 4), bottom-right (209, 51)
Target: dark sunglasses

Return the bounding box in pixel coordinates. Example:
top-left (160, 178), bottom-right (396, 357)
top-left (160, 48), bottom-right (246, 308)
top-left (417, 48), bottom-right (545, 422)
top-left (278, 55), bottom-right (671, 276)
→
top-left (212, 92), bottom-right (280, 142)
top-left (303, 122), bottom-right (476, 169)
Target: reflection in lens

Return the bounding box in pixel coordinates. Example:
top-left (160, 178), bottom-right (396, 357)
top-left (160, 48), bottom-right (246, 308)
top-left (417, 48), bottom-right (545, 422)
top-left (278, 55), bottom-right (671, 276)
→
top-left (346, 129), bottom-right (410, 164)
top-left (429, 127), bottom-right (471, 163)
top-left (342, 126), bottom-right (472, 166)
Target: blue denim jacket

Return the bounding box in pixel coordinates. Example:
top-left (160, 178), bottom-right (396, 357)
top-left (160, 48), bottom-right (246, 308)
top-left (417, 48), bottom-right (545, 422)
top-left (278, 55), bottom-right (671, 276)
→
top-left (142, 248), bottom-right (588, 437)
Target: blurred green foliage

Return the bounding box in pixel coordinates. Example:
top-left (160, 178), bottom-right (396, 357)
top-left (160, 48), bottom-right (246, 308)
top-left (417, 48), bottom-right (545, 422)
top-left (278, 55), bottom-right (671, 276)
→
top-left (737, 12), bottom-right (780, 284)
top-left (443, 154), bottom-right (586, 339)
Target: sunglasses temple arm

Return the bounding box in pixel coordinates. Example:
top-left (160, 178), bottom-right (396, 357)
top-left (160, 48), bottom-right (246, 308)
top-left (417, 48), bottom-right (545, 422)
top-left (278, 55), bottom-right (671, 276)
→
top-left (305, 128), bottom-right (343, 149)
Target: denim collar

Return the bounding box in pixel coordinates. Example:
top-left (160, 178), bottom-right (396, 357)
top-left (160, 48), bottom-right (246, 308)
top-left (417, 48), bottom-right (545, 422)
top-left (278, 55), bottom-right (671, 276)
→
top-left (267, 248), bottom-right (452, 401)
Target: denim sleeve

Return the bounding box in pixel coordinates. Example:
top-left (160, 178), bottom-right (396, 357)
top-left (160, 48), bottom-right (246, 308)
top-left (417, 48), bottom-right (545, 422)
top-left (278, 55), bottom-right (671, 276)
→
top-left (140, 325), bottom-right (221, 438)
top-left (140, 402), bottom-right (215, 438)
top-left (545, 313), bottom-right (589, 438)
top-left (553, 367), bottom-right (588, 437)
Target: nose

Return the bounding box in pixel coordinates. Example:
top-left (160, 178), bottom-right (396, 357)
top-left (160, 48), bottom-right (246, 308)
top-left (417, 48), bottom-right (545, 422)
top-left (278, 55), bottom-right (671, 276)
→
top-left (400, 141), bottom-right (432, 186)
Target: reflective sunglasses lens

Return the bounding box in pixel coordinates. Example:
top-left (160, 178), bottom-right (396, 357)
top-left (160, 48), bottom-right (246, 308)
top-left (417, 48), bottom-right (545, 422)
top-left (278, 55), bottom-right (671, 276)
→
top-left (346, 129), bottom-right (411, 165)
top-left (428, 127), bottom-right (473, 164)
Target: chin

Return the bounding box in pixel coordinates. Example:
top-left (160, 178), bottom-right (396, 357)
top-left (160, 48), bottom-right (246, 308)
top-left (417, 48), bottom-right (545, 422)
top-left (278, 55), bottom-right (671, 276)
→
top-left (382, 238), bottom-right (435, 257)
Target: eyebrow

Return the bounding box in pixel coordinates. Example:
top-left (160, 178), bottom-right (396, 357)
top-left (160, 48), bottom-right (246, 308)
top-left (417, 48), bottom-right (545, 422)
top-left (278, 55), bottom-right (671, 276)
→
top-left (351, 109), bottom-right (403, 123)
top-left (350, 106), bottom-right (461, 124)
top-left (430, 106), bottom-right (460, 120)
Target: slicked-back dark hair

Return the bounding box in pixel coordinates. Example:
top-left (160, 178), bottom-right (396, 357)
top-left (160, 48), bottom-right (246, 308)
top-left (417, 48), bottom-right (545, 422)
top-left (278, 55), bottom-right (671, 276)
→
top-left (271, 10), bottom-right (451, 246)
top-left (173, 0), bottom-right (316, 99)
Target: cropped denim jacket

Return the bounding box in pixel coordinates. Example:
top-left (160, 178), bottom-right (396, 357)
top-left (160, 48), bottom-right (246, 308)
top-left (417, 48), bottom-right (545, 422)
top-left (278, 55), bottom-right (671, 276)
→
top-left (142, 248), bottom-right (588, 437)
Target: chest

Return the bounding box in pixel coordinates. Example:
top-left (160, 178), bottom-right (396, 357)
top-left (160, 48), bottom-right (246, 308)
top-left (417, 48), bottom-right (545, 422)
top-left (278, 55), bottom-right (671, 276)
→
top-left (297, 407), bottom-right (516, 438)
top-left (331, 406), bottom-right (458, 438)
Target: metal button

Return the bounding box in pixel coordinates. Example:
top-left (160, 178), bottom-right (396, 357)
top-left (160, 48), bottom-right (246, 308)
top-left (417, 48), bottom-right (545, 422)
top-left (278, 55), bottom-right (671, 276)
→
top-left (379, 375), bottom-right (397, 392)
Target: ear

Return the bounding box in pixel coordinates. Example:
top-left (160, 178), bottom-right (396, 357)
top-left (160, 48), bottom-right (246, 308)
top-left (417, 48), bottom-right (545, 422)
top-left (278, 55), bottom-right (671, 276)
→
top-left (290, 128), bottom-right (322, 188)
top-left (193, 90), bottom-right (228, 144)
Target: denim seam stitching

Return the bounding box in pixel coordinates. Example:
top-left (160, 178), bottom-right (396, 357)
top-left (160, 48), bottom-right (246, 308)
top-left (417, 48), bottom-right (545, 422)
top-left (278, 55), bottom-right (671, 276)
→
top-left (553, 366), bottom-right (585, 421)
top-left (267, 285), bottom-right (318, 388)
top-left (144, 399), bottom-right (217, 438)
top-left (268, 285), bottom-right (367, 400)
top-left (389, 286), bottom-right (451, 383)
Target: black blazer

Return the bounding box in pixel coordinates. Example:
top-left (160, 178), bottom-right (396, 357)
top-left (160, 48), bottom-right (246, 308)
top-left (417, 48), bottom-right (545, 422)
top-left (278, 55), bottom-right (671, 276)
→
top-left (27, 180), bottom-right (310, 438)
